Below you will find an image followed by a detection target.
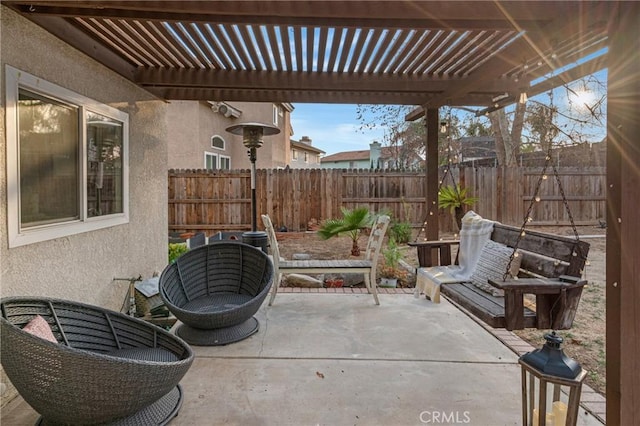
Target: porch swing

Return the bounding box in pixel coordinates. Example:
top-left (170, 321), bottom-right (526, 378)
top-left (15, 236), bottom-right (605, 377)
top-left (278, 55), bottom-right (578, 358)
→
top-left (413, 140), bottom-right (591, 331)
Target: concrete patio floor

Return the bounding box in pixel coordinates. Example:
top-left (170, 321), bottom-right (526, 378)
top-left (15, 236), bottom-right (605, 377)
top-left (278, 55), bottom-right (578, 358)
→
top-left (2, 293), bottom-right (605, 425)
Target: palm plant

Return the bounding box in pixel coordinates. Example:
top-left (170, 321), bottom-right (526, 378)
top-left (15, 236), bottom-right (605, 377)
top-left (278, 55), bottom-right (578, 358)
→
top-left (438, 185), bottom-right (478, 230)
top-left (317, 207), bottom-right (373, 256)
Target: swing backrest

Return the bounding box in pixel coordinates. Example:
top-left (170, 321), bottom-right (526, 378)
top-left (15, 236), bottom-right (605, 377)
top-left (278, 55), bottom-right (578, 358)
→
top-left (491, 224), bottom-right (590, 279)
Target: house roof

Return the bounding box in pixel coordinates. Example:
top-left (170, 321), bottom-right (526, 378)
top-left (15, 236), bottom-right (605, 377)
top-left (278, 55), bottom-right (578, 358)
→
top-left (321, 150), bottom-right (370, 163)
top-left (291, 139), bottom-right (325, 154)
top-left (321, 146), bottom-right (413, 163)
top-left (4, 1), bottom-right (609, 107)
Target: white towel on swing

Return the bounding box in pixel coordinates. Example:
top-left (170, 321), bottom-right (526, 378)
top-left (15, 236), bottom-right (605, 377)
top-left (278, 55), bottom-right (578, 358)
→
top-left (449, 210), bottom-right (496, 280)
top-left (415, 210), bottom-right (495, 303)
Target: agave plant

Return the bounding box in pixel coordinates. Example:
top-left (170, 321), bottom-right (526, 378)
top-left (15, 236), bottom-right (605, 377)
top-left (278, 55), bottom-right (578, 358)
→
top-left (317, 206), bottom-right (373, 256)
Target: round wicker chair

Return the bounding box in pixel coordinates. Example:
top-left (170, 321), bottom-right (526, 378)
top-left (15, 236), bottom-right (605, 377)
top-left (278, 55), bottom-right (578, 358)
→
top-left (160, 241), bottom-right (274, 346)
top-left (0, 297), bottom-right (194, 425)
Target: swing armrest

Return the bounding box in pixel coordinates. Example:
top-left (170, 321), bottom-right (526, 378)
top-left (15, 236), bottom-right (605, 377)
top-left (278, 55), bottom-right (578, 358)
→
top-left (408, 240), bottom-right (460, 267)
top-left (488, 277), bottom-right (587, 330)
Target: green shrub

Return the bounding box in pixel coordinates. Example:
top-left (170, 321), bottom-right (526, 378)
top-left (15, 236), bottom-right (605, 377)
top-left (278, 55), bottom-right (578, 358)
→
top-left (389, 221), bottom-right (412, 244)
top-left (168, 243), bottom-right (188, 263)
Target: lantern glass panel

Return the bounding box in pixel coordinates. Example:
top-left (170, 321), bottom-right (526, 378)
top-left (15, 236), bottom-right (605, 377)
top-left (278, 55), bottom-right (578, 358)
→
top-left (522, 371), bottom-right (570, 425)
top-left (520, 362), bottom-right (586, 426)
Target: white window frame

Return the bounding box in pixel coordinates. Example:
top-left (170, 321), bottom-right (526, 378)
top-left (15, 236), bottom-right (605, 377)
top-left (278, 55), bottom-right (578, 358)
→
top-left (204, 151), bottom-right (231, 170)
top-left (204, 151), bottom-right (218, 169)
top-left (272, 104), bottom-right (279, 126)
top-left (211, 135), bottom-right (225, 150)
top-left (5, 65), bottom-right (129, 248)
top-left (304, 152), bottom-right (309, 163)
top-left (219, 155), bottom-right (231, 170)
top-left (291, 149), bottom-right (298, 160)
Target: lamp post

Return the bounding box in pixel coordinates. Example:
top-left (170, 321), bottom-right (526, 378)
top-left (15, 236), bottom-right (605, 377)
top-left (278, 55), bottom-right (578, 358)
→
top-left (226, 122), bottom-right (280, 252)
top-left (519, 332), bottom-right (587, 426)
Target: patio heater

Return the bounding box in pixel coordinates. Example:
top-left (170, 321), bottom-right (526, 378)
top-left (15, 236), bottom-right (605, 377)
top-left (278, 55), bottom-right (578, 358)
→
top-left (519, 332), bottom-right (586, 426)
top-left (226, 122), bottom-right (280, 253)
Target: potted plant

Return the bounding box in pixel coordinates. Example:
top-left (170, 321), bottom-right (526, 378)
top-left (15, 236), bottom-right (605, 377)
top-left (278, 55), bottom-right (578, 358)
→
top-left (379, 238), bottom-right (408, 288)
top-left (317, 206), bottom-right (373, 256)
top-left (438, 185), bottom-right (478, 231)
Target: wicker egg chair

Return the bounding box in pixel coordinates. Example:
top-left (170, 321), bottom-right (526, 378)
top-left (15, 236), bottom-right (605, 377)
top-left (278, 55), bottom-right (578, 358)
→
top-left (160, 241), bottom-right (274, 346)
top-left (0, 297), bottom-right (195, 425)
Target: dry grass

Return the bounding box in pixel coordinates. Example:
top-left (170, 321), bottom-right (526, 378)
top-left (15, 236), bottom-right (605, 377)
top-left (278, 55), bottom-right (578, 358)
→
top-left (277, 225), bottom-right (606, 395)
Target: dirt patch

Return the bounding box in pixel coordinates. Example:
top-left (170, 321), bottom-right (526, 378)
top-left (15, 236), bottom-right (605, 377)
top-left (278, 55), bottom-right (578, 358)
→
top-left (277, 225), bottom-right (606, 395)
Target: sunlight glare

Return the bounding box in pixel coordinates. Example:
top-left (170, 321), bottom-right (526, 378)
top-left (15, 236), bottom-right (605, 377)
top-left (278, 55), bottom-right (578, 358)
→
top-left (570, 89), bottom-right (595, 109)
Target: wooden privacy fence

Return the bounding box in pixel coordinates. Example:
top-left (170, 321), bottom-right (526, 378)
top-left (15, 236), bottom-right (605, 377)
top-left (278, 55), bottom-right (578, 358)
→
top-left (168, 167), bottom-right (606, 235)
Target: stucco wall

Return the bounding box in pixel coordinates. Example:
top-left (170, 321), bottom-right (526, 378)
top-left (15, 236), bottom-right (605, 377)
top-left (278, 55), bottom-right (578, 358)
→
top-left (1, 7), bottom-right (169, 404)
top-left (167, 101), bottom-right (290, 170)
top-left (166, 101), bottom-right (203, 169)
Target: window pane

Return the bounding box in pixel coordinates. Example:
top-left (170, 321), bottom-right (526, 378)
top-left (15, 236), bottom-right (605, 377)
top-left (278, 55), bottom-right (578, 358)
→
top-left (87, 112), bottom-right (123, 217)
top-left (220, 156), bottom-right (231, 170)
top-left (205, 153), bottom-right (217, 170)
top-left (211, 136), bottom-right (225, 149)
top-left (18, 89), bottom-right (79, 228)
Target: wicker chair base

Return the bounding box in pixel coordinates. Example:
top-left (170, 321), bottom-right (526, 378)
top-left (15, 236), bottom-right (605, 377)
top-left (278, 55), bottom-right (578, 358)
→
top-left (37, 385), bottom-right (183, 426)
top-left (175, 316), bottom-right (259, 346)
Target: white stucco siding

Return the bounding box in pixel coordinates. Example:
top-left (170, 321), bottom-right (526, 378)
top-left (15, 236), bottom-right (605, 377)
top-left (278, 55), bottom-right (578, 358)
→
top-left (1, 7), bottom-right (168, 309)
top-left (320, 160), bottom-right (371, 169)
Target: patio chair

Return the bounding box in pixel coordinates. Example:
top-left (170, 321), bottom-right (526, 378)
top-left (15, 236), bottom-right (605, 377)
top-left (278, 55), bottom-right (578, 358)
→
top-left (187, 231), bottom-right (206, 248)
top-left (262, 214), bottom-right (390, 306)
top-left (0, 296), bottom-right (194, 425)
top-left (159, 241), bottom-right (274, 346)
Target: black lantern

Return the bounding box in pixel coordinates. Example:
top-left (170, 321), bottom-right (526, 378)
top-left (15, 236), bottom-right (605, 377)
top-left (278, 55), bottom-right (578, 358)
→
top-left (226, 122), bottom-right (280, 252)
top-left (519, 332), bottom-right (587, 426)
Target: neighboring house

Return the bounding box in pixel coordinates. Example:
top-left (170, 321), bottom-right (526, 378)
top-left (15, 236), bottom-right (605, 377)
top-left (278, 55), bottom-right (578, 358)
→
top-left (320, 148), bottom-right (372, 169)
top-left (321, 141), bottom-right (422, 169)
top-left (289, 136), bottom-right (325, 168)
top-left (167, 101), bottom-right (294, 170)
top-left (457, 136), bottom-right (497, 164)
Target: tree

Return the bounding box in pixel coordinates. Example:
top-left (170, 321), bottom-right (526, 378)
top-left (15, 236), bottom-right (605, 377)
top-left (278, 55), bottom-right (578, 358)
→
top-left (487, 102), bottom-right (526, 167)
top-left (490, 74), bottom-right (606, 166)
top-left (356, 105), bottom-right (426, 169)
top-left (357, 73), bottom-right (606, 168)
top-left (526, 100), bottom-right (559, 152)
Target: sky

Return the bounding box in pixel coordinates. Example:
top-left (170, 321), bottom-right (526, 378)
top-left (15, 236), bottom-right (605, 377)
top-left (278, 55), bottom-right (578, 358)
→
top-left (290, 104), bottom-right (387, 156)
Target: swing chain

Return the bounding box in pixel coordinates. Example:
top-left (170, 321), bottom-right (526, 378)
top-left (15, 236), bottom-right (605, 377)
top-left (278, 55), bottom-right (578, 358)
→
top-left (502, 157), bottom-right (550, 281)
top-left (550, 159), bottom-right (580, 241)
top-left (502, 144), bottom-right (583, 281)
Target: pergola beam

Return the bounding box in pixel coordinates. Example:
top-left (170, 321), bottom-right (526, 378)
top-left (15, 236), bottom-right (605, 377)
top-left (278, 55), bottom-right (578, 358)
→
top-left (135, 68), bottom-right (519, 97)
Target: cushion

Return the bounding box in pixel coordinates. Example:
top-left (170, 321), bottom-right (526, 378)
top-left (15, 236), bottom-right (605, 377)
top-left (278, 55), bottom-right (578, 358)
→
top-left (469, 240), bottom-right (522, 297)
top-left (22, 315), bottom-right (57, 343)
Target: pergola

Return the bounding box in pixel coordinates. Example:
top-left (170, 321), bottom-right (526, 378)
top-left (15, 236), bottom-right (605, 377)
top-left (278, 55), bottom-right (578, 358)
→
top-left (5, 1), bottom-right (638, 423)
